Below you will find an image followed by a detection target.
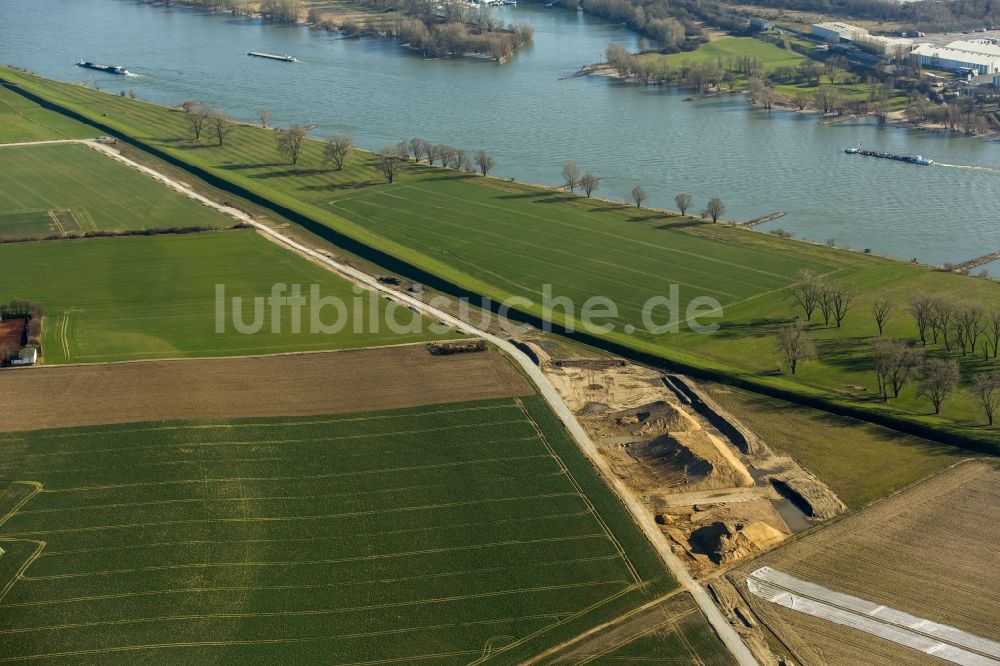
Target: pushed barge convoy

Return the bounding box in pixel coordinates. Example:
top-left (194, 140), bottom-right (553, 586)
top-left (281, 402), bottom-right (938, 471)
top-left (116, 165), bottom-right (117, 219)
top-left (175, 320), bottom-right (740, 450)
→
top-left (76, 61), bottom-right (130, 76)
top-left (247, 52), bottom-right (297, 62)
top-left (844, 146), bottom-right (933, 165)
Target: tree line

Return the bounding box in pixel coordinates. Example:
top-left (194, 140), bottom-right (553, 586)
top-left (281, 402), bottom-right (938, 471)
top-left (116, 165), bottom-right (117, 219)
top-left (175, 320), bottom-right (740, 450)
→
top-left (777, 269), bottom-right (1000, 424)
top-left (558, 161), bottom-right (726, 220)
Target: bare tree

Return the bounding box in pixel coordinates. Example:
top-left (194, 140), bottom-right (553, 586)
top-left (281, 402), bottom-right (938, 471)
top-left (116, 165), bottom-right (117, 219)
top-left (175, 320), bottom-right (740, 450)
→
top-left (580, 173), bottom-right (599, 198)
top-left (419, 139), bottom-right (434, 164)
top-left (395, 141), bottom-right (410, 162)
top-left (562, 161), bottom-right (581, 193)
top-left (276, 125), bottom-right (308, 165)
top-left (474, 150), bottom-right (495, 176)
top-left (872, 337), bottom-right (894, 400)
top-left (917, 358), bottom-right (960, 414)
top-left (449, 149), bottom-right (467, 170)
top-left (984, 310), bottom-right (1000, 359)
top-left (970, 371), bottom-right (1000, 426)
top-left (777, 321), bottom-right (816, 375)
top-left (258, 107), bottom-right (272, 129)
top-left (426, 144), bottom-right (440, 166)
top-left (954, 303), bottom-right (984, 356)
top-left (703, 197), bottom-right (725, 223)
top-left (210, 112), bottom-right (234, 146)
top-left (187, 103), bottom-right (210, 142)
top-left (377, 146), bottom-right (403, 183)
top-left (438, 145), bottom-right (457, 168)
top-left (790, 269), bottom-right (822, 321)
top-left (930, 297), bottom-right (955, 350)
top-left (408, 137), bottom-right (424, 163)
top-left (871, 295), bottom-right (892, 336)
top-left (674, 193), bottom-right (692, 216)
top-left (908, 293), bottom-right (934, 346)
top-left (630, 186), bottom-right (647, 208)
top-left (322, 134), bottom-right (353, 170)
top-left (830, 283), bottom-right (859, 328)
top-left (888, 341), bottom-right (922, 398)
top-left (434, 144), bottom-right (452, 166)
top-left (818, 283), bottom-right (834, 326)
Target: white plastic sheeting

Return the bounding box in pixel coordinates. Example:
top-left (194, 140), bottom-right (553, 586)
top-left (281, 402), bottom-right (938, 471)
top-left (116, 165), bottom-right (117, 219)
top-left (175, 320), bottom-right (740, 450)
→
top-left (747, 567), bottom-right (1000, 666)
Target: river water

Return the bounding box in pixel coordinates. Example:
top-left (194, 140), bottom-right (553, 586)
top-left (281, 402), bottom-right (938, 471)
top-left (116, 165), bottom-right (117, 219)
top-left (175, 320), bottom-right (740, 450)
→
top-left (2, 0), bottom-right (998, 270)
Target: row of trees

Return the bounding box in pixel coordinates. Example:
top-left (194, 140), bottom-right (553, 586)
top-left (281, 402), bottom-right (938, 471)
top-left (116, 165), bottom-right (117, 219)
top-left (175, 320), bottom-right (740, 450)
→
top-left (789, 270), bottom-right (859, 328)
top-left (375, 140), bottom-right (496, 183)
top-left (556, 162), bottom-right (725, 220)
top-left (907, 293), bottom-right (1000, 358)
top-left (182, 102), bottom-right (235, 146)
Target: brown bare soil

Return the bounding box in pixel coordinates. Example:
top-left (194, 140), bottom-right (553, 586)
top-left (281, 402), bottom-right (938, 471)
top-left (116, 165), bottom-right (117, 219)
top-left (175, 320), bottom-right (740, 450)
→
top-left (0, 343), bottom-right (533, 432)
top-left (729, 460), bottom-right (1000, 666)
top-left (0, 318), bottom-right (25, 357)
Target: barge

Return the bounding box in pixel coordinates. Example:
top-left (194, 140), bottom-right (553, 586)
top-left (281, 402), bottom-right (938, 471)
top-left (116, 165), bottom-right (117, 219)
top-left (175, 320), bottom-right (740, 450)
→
top-left (76, 60), bottom-right (130, 76)
top-left (844, 146), bottom-right (933, 165)
top-left (247, 52), bottom-right (297, 63)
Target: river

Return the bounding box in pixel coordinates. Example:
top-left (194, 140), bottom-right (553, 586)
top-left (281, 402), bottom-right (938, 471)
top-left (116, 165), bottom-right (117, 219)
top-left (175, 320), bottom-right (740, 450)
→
top-left (1, 0), bottom-right (998, 272)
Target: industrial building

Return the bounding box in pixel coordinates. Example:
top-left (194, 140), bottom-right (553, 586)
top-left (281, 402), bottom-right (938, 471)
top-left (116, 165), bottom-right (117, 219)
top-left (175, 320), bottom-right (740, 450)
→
top-left (811, 22), bottom-right (864, 43)
top-left (811, 22), bottom-right (911, 54)
top-left (910, 40), bottom-right (1000, 74)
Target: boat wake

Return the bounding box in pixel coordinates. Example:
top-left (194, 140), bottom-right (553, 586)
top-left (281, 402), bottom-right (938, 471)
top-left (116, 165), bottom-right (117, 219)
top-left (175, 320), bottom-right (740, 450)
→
top-left (933, 162), bottom-right (1000, 174)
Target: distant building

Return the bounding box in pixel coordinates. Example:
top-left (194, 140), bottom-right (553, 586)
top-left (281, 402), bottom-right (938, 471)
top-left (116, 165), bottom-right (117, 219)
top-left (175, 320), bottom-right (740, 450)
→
top-left (9, 348), bottom-right (37, 367)
top-left (749, 18), bottom-right (773, 32)
top-left (811, 22), bottom-right (911, 55)
top-left (911, 40), bottom-right (1000, 74)
top-left (812, 22), bottom-right (864, 43)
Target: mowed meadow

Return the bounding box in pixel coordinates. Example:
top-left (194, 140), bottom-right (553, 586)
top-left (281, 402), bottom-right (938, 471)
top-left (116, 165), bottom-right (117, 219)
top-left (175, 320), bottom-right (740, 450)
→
top-left (0, 397), bottom-right (691, 664)
top-left (3, 68), bottom-right (998, 443)
top-left (0, 83), bottom-right (94, 143)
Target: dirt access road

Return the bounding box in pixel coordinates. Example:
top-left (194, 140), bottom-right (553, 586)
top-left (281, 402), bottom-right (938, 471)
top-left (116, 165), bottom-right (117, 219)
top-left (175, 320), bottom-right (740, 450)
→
top-left (78, 139), bottom-right (759, 666)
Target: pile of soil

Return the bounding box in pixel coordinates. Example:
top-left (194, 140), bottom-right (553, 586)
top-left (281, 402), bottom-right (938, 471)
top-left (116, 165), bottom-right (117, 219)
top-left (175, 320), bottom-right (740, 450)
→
top-left (689, 520), bottom-right (785, 565)
top-left (626, 434), bottom-right (715, 487)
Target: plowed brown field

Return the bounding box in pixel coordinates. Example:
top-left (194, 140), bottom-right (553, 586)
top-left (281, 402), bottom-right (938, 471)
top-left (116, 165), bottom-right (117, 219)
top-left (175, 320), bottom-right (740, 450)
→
top-left (0, 343), bottom-right (533, 431)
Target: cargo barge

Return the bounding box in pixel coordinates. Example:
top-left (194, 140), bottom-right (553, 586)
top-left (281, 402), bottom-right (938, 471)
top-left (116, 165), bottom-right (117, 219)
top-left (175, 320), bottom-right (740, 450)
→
top-left (76, 60), bottom-right (130, 76)
top-left (844, 146), bottom-right (933, 165)
top-left (247, 52), bottom-right (297, 62)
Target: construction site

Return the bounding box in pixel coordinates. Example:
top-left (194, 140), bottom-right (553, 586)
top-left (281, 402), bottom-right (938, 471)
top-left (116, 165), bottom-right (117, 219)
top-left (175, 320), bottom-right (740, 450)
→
top-left (522, 341), bottom-right (846, 579)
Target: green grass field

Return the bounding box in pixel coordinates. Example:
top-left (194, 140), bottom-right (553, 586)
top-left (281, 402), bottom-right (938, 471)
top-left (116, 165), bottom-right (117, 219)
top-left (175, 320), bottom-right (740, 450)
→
top-left (0, 83), bottom-right (95, 143)
top-left (0, 144), bottom-right (230, 239)
top-left (650, 36), bottom-right (806, 74)
top-left (2, 68), bottom-right (996, 445)
top-left (0, 231), bottom-right (446, 363)
top-left (0, 396), bottom-right (705, 664)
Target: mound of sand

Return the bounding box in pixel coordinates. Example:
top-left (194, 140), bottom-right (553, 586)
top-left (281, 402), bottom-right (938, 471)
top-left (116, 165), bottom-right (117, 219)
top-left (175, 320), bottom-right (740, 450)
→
top-left (626, 435), bottom-right (716, 487)
top-left (690, 520), bottom-right (786, 565)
